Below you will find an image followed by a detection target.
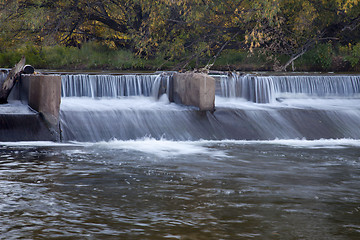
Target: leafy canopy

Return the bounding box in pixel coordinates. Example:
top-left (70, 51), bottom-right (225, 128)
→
top-left (0, 0), bottom-right (359, 70)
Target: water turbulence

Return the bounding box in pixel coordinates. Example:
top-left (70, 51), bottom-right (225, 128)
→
top-left (218, 74), bottom-right (360, 103)
top-left (60, 74), bottom-right (178, 141)
top-left (2, 72), bottom-right (360, 239)
top-left (61, 74), bottom-right (170, 98)
top-left (60, 73), bottom-right (360, 141)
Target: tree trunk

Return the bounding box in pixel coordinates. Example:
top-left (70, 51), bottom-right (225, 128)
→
top-left (278, 50), bottom-right (307, 72)
top-left (0, 56), bottom-right (26, 104)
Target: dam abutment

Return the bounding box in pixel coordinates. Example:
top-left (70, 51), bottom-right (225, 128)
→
top-left (0, 74), bottom-right (62, 141)
top-left (25, 75), bottom-right (62, 125)
top-left (1, 71), bottom-right (360, 142)
top-left (25, 74), bottom-right (62, 140)
top-left (172, 73), bottom-right (215, 111)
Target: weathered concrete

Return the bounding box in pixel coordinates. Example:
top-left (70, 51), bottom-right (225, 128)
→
top-left (0, 111), bottom-right (59, 141)
top-left (0, 74), bottom-right (62, 142)
top-left (8, 74), bottom-right (30, 103)
top-left (172, 73), bottom-right (215, 111)
top-left (24, 74), bottom-right (62, 140)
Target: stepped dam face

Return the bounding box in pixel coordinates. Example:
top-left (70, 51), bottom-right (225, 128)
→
top-left (1, 72), bottom-right (360, 141)
top-left (1, 72), bottom-right (360, 239)
top-left (217, 74), bottom-right (360, 103)
top-left (59, 73), bottom-right (360, 142)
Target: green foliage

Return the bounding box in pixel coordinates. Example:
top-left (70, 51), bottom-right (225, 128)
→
top-left (296, 43), bottom-right (334, 71)
top-left (0, 44), bottom-right (45, 68)
top-left (41, 45), bottom-right (78, 68)
top-left (0, 0), bottom-right (360, 71)
top-left (215, 49), bottom-right (247, 66)
top-left (41, 42), bottom-right (156, 70)
top-left (0, 42), bottom-right (174, 70)
top-left (340, 43), bottom-right (360, 67)
top-left (314, 43), bottom-right (334, 70)
top-left (0, 51), bottom-right (22, 68)
top-left (1, 41), bottom-right (360, 72)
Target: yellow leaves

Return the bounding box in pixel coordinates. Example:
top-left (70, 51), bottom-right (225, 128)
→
top-left (337, 0), bottom-right (360, 12)
top-left (246, 27), bottom-right (267, 53)
top-left (293, 1), bottom-right (318, 32)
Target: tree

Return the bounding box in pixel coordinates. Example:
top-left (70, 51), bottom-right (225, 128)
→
top-left (0, 0), bottom-right (359, 71)
top-left (244, 0), bottom-right (360, 71)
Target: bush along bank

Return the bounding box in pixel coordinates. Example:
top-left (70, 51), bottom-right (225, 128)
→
top-left (0, 42), bottom-right (360, 72)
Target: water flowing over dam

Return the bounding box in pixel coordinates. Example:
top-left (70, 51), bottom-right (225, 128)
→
top-left (2, 72), bottom-right (360, 239)
top-left (59, 73), bottom-right (360, 142)
top-left (218, 74), bottom-right (360, 103)
top-left (61, 74), bottom-right (170, 98)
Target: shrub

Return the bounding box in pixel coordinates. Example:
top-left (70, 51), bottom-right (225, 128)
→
top-left (340, 43), bottom-right (360, 68)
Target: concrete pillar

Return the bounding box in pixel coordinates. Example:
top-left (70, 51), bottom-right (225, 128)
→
top-left (172, 73), bottom-right (215, 111)
top-left (23, 74), bottom-right (62, 140)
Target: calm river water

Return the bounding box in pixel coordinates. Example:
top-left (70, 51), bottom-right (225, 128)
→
top-left (1, 139), bottom-right (359, 239)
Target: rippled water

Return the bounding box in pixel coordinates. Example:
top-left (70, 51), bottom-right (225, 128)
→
top-left (1, 139), bottom-right (359, 239)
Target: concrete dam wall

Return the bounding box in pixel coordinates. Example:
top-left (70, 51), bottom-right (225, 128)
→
top-left (1, 72), bottom-right (360, 142)
top-left (0, 74), bottom-right (61, 141)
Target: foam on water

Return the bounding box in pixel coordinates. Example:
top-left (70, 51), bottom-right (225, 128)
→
top-left (215, 96), bottom-right (360, 110)
top-left (1, 138), bottom-right (359, 160)
top-left (66, 94), bottom-right (359, 112)
top-left (276, 98), bottom-right (360, 110)
top-left (217, 138), bottom-right (360, 149)
top-left (60, 95), bottom-right (185, 112)
top-left (4, 138), bottom-right (358, 153)
top-left (215, 97), bottom-right (268, 110)
top-left (86, 138), bottom-right (228, 158)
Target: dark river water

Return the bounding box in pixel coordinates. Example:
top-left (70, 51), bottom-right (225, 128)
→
top-left (1, 139), bottom-right (359, 239)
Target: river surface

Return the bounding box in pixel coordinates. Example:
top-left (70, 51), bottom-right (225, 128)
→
top-left (1, 139), bottom-right (360, 239)
top-left (2, 73), bottom-right (360, 239)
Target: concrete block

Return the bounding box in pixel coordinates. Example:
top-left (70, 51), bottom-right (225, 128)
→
top-left (173, 73), bottom-right (215, 111)
top-left (8, 75), bottom-right (30, 103)
top-left (23, 74), bottom-right (62, 139)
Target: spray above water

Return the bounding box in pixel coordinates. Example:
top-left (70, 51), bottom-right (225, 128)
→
top-left (90, 138), bottom-right (227, 158)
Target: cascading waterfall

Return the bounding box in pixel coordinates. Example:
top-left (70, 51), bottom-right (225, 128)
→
top-left (59, 72), bottom-right (360, 141)
top-left (274, 75), bottom-right (360, 97)
top-left (60, 73), bottom-right (175, 141)
top-left (218, 74), bottom-right (275, 103)
top-left (218, 74), bottom-right (360, 103)
top-left (61, 74), bottom-right (171, 98)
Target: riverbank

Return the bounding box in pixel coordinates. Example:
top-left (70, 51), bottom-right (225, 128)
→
top-left (1, 42), bottom-right (360, 72)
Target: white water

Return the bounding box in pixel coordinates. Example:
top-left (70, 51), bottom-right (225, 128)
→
top-left (90, 138), bottom-right (360, 155)
top-left (3, 72), bottom-right (360, 239)
top-left (219, 74), bottom-right (360, 103)
top-left (1, 137), bottom-right (359, 239)
top-left (61, 74), bottom-right (170, 98)
top-left (60, 95), bottom-right (185, 112)
top-left (2, 138), bottom-right (360, 157)
top-left (61, 95), bottom-right (360, 112)
top-left (59, 95), bottom-right (360, 141)
top-left (57, 73), bottom-right (360, 141)
top-left (215, 96), bottom-right (360, 110)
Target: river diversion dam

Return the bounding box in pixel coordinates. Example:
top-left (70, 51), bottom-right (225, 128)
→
top-left (1, 71), bottom-right (360, 239)
top-left (1, 71), bottom-right (360, 141)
